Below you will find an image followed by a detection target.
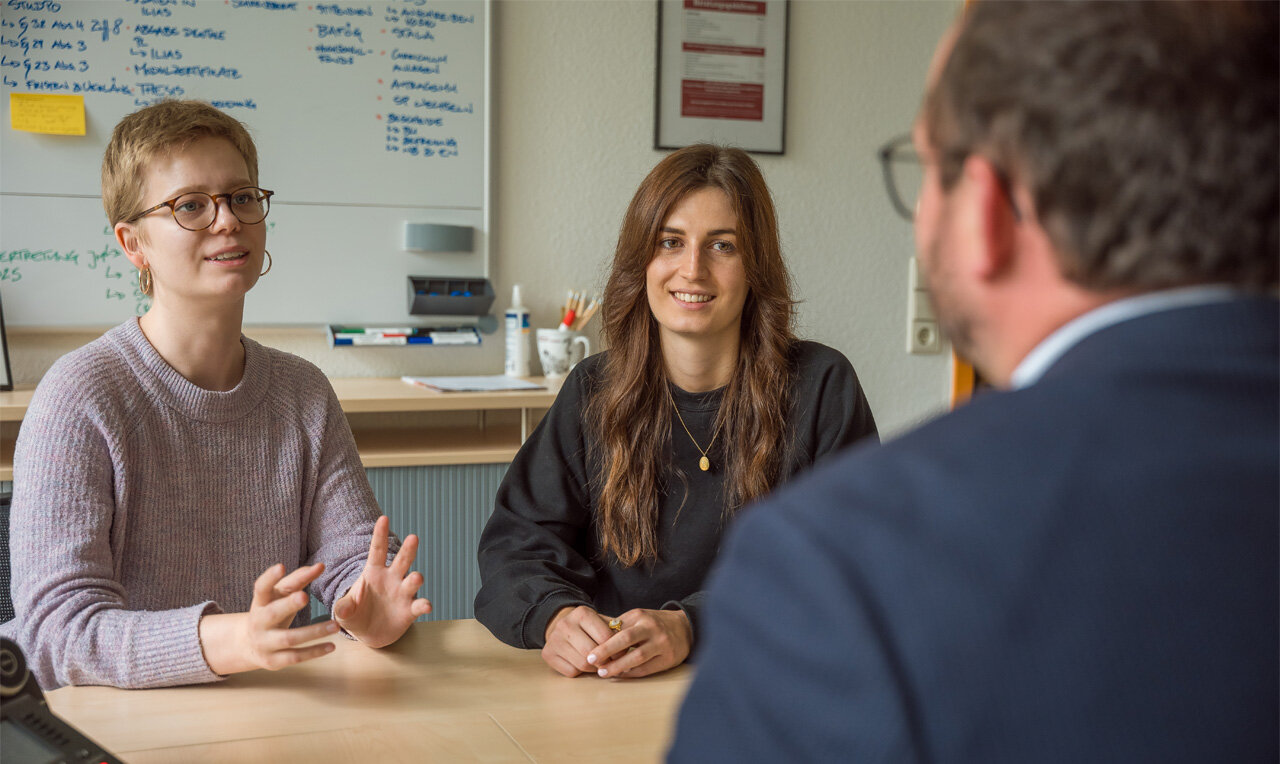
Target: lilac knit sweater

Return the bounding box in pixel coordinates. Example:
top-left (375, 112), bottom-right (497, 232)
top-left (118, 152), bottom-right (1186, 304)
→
top-left (1, 319), bottom-right (392, 689)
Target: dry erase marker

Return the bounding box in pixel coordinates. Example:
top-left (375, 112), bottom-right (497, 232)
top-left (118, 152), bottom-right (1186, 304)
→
top-left (351, 335), bottom-right (407, 346)
top-left (331, 327), bottom-right (418, 336)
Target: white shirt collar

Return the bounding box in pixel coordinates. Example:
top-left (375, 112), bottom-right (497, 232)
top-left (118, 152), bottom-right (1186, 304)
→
top-left (1009, 285), bottom-right (1242, 389)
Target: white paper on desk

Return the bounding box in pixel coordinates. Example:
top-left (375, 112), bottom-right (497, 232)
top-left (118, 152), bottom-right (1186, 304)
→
top-left (401, 375), bottom-right (546, 392)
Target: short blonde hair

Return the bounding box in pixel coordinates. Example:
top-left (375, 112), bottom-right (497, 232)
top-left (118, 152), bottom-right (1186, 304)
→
top-left (101, 100), bottom-right (259, 226)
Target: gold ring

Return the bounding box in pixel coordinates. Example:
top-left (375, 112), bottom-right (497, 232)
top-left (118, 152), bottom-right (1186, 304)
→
top-left (608, 618), bottom-right (622, 632)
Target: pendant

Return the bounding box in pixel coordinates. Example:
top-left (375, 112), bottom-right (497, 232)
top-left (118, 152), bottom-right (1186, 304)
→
top-left (699, 456), bottom-right (710, 472)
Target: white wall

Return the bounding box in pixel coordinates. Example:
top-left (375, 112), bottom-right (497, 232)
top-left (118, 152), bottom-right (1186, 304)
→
top-left (7, 0), bottom-right (959, 437)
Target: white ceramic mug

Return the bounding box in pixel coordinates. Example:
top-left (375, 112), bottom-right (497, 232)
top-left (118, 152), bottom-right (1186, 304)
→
top-left (536, 328), bottom-right (591, 378)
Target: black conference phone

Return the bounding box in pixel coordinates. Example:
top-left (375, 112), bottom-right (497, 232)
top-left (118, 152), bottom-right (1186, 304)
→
top-left (0, 637), bottom-right (123, 764)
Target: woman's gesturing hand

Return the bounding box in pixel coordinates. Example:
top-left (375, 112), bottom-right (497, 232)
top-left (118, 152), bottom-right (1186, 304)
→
top-left (587, 608), bottom-right (692, 679)
top-left (331, 515), bottom-right (433, 648)
top-left (199, 562), bottom-right (339, 676)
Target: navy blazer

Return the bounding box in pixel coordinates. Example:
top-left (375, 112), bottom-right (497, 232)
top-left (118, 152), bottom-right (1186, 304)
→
top-left (668, 297), bottom-right (1279, 763)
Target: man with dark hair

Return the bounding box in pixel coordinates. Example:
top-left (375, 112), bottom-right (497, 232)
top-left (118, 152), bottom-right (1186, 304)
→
top-left (667, 2), bottom-right (1277, 761)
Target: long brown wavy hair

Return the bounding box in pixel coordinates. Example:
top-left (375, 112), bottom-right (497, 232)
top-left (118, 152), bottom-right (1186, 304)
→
top-left (587, 144), bottom-right (798, 566)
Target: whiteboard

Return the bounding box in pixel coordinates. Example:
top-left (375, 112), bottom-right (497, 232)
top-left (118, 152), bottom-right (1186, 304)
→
top-left (0, 0), bottom-right (490, 327)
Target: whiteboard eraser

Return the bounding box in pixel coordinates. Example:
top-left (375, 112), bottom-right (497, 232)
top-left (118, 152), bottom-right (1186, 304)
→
top-left (403, 222), bottom-right (473, 253)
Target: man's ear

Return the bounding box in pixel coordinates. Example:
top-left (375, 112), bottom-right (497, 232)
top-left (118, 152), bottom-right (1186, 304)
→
top-left (961, 155), bottom-right (1018, 281)
top-left (115, 221), bottom-right (147, 271)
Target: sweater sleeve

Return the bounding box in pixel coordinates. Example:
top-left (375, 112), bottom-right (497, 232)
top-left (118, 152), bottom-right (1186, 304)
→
top-left (474, 362), bottom-right (599, 649)
top-left (300, 369), bottom-right (395, 610)
top-left (662, 592), bottom-right (707, 651)
top-left (2, 364), bottom-right (221, 690)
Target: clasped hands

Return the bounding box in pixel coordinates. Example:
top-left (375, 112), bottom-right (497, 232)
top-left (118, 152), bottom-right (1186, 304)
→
top-left (541, 604), bottom-right (692, 679)
top-left (199, 515), bottom-right (432, 676)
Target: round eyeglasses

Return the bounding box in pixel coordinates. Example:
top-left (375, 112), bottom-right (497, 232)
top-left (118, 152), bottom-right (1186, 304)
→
top-left (128, 186), bottom-right (274, 231)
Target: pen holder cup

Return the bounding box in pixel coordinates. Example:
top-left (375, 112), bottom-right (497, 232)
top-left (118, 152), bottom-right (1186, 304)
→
top-left (536, 328), bottom-right (591, 378)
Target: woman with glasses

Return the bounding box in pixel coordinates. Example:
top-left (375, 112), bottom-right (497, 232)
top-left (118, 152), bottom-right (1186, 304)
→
top-left (475, 145), bottom-right (879, 679)
top-left (1, 100), bottom-right (431, 689)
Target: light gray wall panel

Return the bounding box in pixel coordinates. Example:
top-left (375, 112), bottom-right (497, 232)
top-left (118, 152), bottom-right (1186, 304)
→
top-left (311, 464), bottom-right (507, 622)
top-left (369, 463), bottom-right (508, 621)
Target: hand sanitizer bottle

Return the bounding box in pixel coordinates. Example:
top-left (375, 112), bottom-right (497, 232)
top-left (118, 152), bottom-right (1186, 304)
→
top-left (504, 284), bottom-right (531, 377)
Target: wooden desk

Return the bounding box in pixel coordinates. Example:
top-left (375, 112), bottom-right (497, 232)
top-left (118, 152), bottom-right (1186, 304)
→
top-left (45, 619), bottom-right (691, 763)
top-left (0, 377), bottom-right (564, 480)
top-left (0, 384), bottom-right (32, 482)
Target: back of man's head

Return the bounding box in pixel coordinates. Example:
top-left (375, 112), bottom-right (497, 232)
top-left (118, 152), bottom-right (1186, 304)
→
top-left (924, 1), bottom-right (1278, 293)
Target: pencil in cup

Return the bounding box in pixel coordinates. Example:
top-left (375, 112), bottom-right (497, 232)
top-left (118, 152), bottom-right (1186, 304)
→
top-left (560, 289), bottom-right (576, 323)
top-left (574, 296), bottom-right (601, 330)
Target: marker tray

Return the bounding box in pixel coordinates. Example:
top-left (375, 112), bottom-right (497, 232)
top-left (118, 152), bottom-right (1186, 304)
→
top-left (407, 276), bottom-right (495, 316)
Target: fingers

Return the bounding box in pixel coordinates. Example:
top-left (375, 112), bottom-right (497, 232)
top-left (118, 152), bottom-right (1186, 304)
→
top-left (587, 610), bottom-right (640, 666)
top-left (365, 515), bottom-right (390, 570)
top-left (588, 627), bottom-right (637, 669)
top-left (366, 517), bottom-right (424, 583)
top-left (544, 606), bottom-right (607, 674)
top-left (614, 653), bottom-right (665, 679)
top-left (396, 572), bottom-right (432, 616)
top-left (254, 589), bottom-right (312, 629)
top-left (389, 533), bottom-right (418, 579)
top-left (563, 606), bottom-right (613, 648)
top-left (264, 619), bottom-right (340, 651)
top-left (576, 609), bottom-right (614, 646)
top-left (253, 562), bottom-right (325, 609)
top-left (398, 571), bottom-right (424, 598)
top-left (541, 634), bottom-right (594, 675)
top-left (540, 646), bottom-right (584, 678)
top-left (275, 562), bottom-right (325, 596)
top-left (565, 629), bottom-right (605, 670)
top-left (240, 606), bottom-right (341, 672)
top-left (596, 639), bottom-right (653, 678)
top-left (318, 517), bottom-right (428, 649)
top-left (593, 609), bottom-right (691, 679)
top-left (252, 563), bottom-right (287, 608)
top-left (332, 594), bottom-right (354, 623)
top-left (263, 640), bottom-right (336, 671)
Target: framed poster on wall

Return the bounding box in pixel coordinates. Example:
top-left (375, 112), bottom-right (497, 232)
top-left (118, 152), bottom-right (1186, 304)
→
top-left (654, 0), bottom-right (789, 154)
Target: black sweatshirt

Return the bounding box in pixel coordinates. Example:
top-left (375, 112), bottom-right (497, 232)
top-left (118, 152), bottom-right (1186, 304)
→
top-left (474, 341), bottom-right (879, 649)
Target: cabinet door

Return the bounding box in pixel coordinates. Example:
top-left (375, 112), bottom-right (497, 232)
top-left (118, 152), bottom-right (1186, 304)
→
top-left (310, 463), bottom-right (509, 622)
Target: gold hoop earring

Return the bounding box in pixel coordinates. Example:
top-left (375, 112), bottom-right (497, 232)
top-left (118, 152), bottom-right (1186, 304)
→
top-left (260, 250), bottom-right (272, 277)
top-left (138, 266), bottom-right (152, 296)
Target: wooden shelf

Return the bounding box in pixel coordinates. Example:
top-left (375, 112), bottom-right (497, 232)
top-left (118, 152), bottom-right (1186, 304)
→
top-left (0, 385), bottom-right (35, 423)
top-left (0, 432), bottom-right (13, 482)
top-left (353, 424), bottom-right (527, 467)
top-left (331, 377), bottom-right (563, 414)
top-left (0, 386), bottom-right (29, 481)
top-left (0, 377), bottom-right (563, 482)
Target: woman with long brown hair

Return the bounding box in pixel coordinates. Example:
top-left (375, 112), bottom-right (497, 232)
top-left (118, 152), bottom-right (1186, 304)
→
top-left (475, 145), bottom-right (877, 679)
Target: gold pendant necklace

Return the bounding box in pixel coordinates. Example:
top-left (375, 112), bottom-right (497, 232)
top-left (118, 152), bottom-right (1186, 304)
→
top-left (669, 387), bottom-right (722, 472)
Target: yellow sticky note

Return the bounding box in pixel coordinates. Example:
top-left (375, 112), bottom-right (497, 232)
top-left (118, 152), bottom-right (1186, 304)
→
top-left (9, 93), bottom-right (86, 136)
